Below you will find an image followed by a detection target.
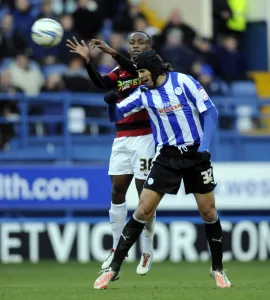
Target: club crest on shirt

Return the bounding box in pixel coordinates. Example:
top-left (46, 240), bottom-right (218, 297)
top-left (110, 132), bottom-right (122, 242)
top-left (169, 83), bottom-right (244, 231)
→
top-left (174, 87), bottom-right (183, 95)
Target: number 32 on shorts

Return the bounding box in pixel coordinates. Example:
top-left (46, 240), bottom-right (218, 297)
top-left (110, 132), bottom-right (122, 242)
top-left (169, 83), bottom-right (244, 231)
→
top-left (201, 168), bottom-right (214, 184)
top-left (140, 158), bottom-right (152, 171)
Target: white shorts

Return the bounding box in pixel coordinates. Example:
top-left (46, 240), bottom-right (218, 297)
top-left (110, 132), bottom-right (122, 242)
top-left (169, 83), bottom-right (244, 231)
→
top-left (108, 134), bottom-right (155, 180)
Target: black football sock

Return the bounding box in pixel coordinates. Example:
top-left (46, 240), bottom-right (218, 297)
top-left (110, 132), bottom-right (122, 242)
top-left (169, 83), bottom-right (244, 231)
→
top-left (204, 218), bottom-right (223, 271)
top-left (110, 215), bottom-right (146, 272)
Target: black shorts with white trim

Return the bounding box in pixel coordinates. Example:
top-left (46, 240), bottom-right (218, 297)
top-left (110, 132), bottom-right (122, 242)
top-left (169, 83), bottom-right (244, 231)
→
top-left (144, 145), bottom-right (216, 195)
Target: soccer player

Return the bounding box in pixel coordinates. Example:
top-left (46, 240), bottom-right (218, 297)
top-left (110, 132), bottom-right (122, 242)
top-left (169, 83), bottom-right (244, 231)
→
top-left (93, 50), bottom-right (232, 289)
top-left (66, 32), bottom-right (155, 275)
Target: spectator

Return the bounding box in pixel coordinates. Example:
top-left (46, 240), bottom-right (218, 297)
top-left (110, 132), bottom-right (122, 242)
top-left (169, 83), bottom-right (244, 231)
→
top-left (63, 57), bottom-right (91, 91)
top-left (9, 54), bottom-right (45, 95)
top-left (42, 55), bottom-right (58, 66)
top-left (161, 28), bottom-right (195, 74)
top-left (108, 32), bottom-right (128, 57)
top-left (191, 59), bottom-right (230, 96)
top-left (12, 0), bottom-right (35, 44)
top-left (134, 16), bottom-right (160, 38)
top-left (97, 0), bottom-right (122, 20)
top-left (0, 0), bottom-right (15, 10)
top-left (160, 8), bottom-right (197, 48)
top-left (226, 0), bottom-right (247, 48)
top-left (42, 73), bottom-right (65, 92)
top-left (37, 0), bottom-right (57, 20)
top-left (112, 0), bottom-right (146, 33)
top-left (194, 37), bottom-right (220, 75)
top-left (59, 14), bottom-right (80, 64)
top-left (51, 0), bottom-right (77, 15)
top-left (41, 73), bottom-right (65, 135)
top-left (212, 0), bottom-right (232, 43)
top-left (98, 53), bottom-right (116, 75)
top-left (0, 14), bottom-right (27, 60)
top-left (0, 70), bottom-right (20, 149)
top-left (216, 35), bottom-right (247, 81)
top-left (72, 0), bottom-right (104, 39)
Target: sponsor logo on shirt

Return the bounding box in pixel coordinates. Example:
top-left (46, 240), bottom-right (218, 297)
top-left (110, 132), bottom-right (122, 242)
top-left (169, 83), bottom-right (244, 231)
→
top-left (117, 78), bottom-right (142, 92)
top-left (157, 102), bottom-right (183, 114)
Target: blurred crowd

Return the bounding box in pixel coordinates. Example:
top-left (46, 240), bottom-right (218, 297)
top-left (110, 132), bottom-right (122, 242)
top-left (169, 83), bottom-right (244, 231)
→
top-left (0, 0), bottom-right (249, 148)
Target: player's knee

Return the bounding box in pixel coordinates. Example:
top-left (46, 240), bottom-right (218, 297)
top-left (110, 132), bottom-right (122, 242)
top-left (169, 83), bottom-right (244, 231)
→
top-left (136, 203), bottom-right (154, 221)
top-left (200, 204), bottom-right (217, 222)
top-left (111, 185), bottom-right (126, 205)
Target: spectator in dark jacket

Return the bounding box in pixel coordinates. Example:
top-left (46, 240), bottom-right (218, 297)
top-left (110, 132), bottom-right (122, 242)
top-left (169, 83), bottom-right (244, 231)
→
top-left (160, 9), bottom-right (197, 48)
top-left (59, 14), bottom-right (81, 64)
top-left (72, 0), bottom-right (104, 39)
top-left (12, 0), bottom-right (35, 45)
top-left (112, 0), bottom-right (146, 33)
top-left (161, 28), bottom-right (195, 74)
top-left (194, 37), bottom-right (220, 75)
top-left (216, 35), bottom-right (247, 81)
top-left (37, 0), bottom-right (57, 20)
top-left (0, 14), bottom-right (27, 59)
top-left (212, 0), bottom-right (232, 43)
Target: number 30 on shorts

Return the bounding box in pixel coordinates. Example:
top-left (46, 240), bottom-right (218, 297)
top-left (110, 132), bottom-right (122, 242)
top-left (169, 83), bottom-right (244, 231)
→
top-left (140, 158), bottom-right (152, 171)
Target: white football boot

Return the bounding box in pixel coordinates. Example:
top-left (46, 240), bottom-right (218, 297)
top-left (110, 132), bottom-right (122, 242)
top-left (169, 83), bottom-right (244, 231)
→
top-left (136, 251), bottom-right (153, 275)
top-left (210, 267), bottom-right (232, 288)
top-left (93, 268), bottom-right (120, 290)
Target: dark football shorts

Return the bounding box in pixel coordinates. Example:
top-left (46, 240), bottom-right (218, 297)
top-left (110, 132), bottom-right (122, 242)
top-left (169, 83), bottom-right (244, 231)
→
top-left (144, 145), bottom-right (216, 195)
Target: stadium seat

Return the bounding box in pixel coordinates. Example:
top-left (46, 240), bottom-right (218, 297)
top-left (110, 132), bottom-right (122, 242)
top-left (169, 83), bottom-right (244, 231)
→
top-left (230, 81), bottom-right (257, 96)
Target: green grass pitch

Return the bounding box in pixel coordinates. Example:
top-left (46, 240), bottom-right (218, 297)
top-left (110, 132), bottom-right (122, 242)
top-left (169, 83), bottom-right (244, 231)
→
top-left (1, 261), bottom-right (270, 300)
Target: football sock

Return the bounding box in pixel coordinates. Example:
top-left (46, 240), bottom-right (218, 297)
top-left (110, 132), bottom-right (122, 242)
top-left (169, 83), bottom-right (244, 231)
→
top-left (141, 211), bottom-right (156, 253)
top-left (109, 202), bottom-right (128, 250)
top-left (204, 217), bottom-right (223, 271)
top-left (110, 215), bottom-right (146, 272)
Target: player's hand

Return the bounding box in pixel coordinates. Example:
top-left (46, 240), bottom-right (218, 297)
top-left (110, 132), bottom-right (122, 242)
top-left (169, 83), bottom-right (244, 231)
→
top-left (89, 39), bottom-right (117, 56)
top-left (66, 37), bottom-right (90, 64)
top-left (104, 91), bottom-right (118, 104)
top-left (198, 151), bottom-right (211, 162)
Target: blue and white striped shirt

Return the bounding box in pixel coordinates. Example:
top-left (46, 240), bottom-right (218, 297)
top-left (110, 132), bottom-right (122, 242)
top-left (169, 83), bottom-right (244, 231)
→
top-left (111, 72), bottom-right (215, 148)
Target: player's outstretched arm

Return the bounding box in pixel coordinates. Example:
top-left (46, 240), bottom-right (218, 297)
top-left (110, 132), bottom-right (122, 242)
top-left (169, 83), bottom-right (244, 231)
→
top-left (66, 37), bottom-right (113, 89)
top-left (90, 39), bottom-right (137, 75)
top-left (104, 89), bottom-right (144, 122)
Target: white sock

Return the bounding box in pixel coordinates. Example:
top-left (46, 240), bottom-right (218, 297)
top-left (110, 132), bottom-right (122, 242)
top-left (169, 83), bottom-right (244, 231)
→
top-left (109, 202), bottom-right (128, 250)
top-left (141, 211), bottom-right (156, 253)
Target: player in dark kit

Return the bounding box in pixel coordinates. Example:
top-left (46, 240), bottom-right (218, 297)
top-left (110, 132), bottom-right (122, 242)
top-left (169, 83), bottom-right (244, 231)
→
top-left (66, 32), bottom-right (155, 275)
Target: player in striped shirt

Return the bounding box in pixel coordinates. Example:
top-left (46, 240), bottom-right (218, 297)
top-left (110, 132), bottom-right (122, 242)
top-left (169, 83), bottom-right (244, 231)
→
top-left (94, 50), bottom-right (232, 289)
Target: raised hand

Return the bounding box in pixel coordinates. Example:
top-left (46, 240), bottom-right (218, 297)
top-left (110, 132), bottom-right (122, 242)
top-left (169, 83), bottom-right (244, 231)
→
top-left (66, 36), bottom-right (90, 63)
top-left (89, 39), bottom-right (117, 56)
